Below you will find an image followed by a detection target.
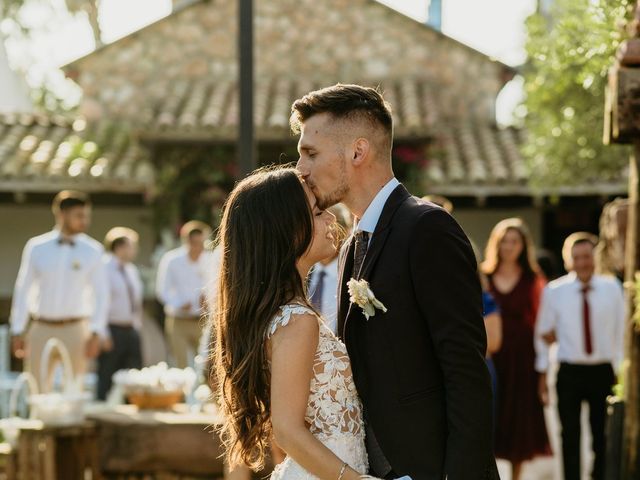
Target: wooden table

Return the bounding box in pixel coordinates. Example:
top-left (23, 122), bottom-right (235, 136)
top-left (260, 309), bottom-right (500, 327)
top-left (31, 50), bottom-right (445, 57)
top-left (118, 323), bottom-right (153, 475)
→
top-left (3, 404), bottom-right (263, 480)
top-left (88, 404), bottom-right (226, 480)
top-left (11, 421), bottom-right (99, 480)
top-left (0, 442), bottom-right (17, 480)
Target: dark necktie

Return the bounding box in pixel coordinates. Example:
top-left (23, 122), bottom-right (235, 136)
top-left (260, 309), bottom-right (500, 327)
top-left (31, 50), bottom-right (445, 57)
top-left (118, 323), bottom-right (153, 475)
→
top-left (353, 231), bottom-right (370, 279)
top-left (310, 270), bottom-right (326, 311)
top-left (581, 284), bottom-right (593, 355)
top-left (119, 264), bottom-right (137, 316)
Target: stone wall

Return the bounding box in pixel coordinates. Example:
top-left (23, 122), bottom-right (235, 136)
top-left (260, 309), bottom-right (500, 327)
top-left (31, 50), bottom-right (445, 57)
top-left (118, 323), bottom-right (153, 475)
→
top-left (69, 0), bottom-right (506, 124)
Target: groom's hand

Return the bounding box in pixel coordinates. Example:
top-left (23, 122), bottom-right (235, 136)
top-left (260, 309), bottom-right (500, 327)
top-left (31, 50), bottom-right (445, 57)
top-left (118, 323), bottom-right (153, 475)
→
top-left (538, 372), bottom-right (549, 406)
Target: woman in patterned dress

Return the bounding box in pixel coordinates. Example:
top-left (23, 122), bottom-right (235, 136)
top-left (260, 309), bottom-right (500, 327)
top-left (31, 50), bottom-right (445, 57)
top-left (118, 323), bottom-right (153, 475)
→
top-left (211, 167), bottom-right (375, 480)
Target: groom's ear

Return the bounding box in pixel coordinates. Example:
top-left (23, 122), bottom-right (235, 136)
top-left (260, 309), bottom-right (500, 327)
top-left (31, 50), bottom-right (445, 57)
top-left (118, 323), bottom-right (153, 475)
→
top-left (351, 138), bottom-right (370, 166)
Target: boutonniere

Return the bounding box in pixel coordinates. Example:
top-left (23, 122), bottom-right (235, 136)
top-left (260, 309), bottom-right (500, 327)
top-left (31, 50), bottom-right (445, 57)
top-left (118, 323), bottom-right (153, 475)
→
top-left (347, 278), bottom-right (387, 320)
top-left (71, 260), bottom-right (82, 270)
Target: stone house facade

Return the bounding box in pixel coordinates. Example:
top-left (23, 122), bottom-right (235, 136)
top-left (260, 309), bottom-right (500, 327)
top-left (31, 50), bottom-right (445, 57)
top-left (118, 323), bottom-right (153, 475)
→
top-left (0, 0), bottom-right (627, 314)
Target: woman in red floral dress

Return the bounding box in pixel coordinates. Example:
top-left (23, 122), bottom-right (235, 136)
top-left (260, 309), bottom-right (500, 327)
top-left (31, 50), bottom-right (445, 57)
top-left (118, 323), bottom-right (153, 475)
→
top-left (482, 218), bottom-right (552, 480)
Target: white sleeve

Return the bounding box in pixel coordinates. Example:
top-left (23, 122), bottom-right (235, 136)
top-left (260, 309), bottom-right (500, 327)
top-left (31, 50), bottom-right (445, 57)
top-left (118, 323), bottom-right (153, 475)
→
top-left (203, 248), bottom-right (222, 308)
top-left (156, 255), bottom-right (184, 310)
top-left (9, 240), bottom-right (37, 335)
top-left (534, 286), bottom-right (556, 373)
top-left (89, 253), bottom-right (110, 337)
top-left (155, 253), bottom-right (171, 305)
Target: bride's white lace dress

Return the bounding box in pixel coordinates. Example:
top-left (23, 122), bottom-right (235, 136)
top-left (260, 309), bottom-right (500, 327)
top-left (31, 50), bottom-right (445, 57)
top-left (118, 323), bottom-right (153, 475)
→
top-left (268, 303), bottom-right (368, 479)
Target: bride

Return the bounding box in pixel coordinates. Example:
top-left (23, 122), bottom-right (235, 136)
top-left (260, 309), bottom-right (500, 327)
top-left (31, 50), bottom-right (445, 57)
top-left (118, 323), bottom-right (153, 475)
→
top-left (211, 166), bottom-right (376, 480)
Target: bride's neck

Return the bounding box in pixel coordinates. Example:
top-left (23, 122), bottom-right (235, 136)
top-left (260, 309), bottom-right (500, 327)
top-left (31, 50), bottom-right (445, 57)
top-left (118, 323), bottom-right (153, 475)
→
top-left (297, 258), bottom-right (313, 280)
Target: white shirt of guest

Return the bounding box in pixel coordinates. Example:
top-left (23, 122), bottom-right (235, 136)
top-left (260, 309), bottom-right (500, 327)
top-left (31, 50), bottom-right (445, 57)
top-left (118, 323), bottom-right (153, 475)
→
top-left (156, 246), bottom-right (218, 317)
top-left (356, 177), bottom-right (400, 239)
top-left (10, 229), bottom-right (109, 337)
top-left (309, 257), bottom-right (339, 334)
top-left (535, 272), bottom-right (625, 372)
top-left (104, 255), bottom-right (144, 330)
top-left (196, 246), bottom-right (223, 379)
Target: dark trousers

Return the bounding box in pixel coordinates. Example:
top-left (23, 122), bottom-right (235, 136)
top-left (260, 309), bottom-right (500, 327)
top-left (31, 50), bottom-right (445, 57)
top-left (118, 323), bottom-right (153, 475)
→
top-left (556, 362), bottom-right (615, 480)
top-left (97, 324), bottom-right (142, 400)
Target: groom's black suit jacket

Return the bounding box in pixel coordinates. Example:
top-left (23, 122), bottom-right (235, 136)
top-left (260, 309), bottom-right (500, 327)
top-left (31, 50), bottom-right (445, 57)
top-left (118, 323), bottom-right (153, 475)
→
top-left (337, 185), bottom-right (499, 480)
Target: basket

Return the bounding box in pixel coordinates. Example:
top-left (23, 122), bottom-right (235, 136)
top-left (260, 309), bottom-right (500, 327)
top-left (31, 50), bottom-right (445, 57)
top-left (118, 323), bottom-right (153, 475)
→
top-left (126, 390), bottom-right (183, 410)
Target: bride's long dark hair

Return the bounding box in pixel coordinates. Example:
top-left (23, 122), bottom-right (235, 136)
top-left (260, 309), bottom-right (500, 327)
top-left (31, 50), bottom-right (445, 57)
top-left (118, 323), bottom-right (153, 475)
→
top-left (211, 166), bottom-right (314, 470)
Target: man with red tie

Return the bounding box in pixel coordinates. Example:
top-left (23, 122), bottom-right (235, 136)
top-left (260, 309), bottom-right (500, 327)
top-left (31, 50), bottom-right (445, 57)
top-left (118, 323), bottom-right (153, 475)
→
top-left (535, 232), bottom-right (625, 480)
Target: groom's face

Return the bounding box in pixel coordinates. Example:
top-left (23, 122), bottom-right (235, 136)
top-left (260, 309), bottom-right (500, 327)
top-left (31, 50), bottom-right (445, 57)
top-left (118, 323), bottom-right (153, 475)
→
top-left (296, 113), bottom-right (350, 211)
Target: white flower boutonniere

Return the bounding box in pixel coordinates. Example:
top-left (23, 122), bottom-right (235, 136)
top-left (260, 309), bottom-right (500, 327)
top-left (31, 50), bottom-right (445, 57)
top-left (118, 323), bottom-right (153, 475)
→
top-left (347, 278), bottom-right (387, 320)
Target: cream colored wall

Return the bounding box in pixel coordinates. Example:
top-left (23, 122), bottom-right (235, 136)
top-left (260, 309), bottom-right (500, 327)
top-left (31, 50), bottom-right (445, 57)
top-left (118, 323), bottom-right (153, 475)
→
top-left (452, 207), bottom-right (543, 260)
top-left (0, 204), bottom-right (155, 298)
top-left (0, 203), bottom-right (542, 302)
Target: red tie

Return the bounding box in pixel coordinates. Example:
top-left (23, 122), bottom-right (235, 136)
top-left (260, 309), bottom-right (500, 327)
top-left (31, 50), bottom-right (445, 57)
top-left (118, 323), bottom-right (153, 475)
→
top-left (581, 284), bottom-right (593, 355)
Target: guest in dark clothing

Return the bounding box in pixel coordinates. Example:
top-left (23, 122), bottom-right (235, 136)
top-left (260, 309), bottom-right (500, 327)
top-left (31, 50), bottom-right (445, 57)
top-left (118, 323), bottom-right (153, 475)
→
top-left (482, 289), bottom-right (501, 416)
top-left (482, 218), bottom-right (552, 480)
top-left (97, 227), bottom-right (144, 401)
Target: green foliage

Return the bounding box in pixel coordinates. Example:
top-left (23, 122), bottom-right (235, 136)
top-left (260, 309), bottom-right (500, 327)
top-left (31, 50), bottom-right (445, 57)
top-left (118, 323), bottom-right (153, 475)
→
top-left (153, 146), bottom-right (237, 232)
top-left (1, 0), bottom-right (101, 114)
top-left (1, 0), bottom-right (29, 21)
top-left (1, 0), bottom-right (101, 38)
top-left (522, 0), bottom-right (632, 186)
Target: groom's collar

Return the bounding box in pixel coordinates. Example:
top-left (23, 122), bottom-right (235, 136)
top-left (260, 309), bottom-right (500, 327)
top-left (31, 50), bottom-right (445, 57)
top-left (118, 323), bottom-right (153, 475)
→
top-left (355, 177), bottom-right (400, 235)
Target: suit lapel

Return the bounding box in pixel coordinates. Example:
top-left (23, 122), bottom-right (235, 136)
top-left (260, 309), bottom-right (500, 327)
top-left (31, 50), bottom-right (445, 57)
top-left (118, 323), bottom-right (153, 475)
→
top-left (343, 184), bottom-right (411, 330)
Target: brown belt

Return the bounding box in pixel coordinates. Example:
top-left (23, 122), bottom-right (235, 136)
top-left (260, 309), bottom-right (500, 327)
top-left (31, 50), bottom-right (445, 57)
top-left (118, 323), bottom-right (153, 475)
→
top-left (34, 317), bottom-right (85, 326)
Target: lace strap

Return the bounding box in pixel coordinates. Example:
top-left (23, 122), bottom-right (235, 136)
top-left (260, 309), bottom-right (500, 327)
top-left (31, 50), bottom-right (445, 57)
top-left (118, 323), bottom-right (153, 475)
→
top-left (267, 303), bottom-right (316, 338)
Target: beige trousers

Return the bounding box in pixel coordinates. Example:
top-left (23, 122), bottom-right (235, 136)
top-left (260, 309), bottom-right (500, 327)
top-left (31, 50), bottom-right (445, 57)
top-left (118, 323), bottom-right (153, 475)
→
top-left (165, 316), bottom-right (202, 369)
top-left (25, 320), bottom-right (89, 392)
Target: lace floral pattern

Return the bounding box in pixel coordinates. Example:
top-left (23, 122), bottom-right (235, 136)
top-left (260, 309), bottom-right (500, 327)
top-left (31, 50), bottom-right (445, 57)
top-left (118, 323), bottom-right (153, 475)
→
top-left (267, 304), bottom-right (368, 478)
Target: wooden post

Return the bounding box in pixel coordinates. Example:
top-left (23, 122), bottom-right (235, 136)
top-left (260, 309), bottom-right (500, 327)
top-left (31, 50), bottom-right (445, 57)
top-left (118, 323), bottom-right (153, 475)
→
top-left (604, 3), bottom-right (640, 476)
top-left (623, 141), bottom-right (640, 478)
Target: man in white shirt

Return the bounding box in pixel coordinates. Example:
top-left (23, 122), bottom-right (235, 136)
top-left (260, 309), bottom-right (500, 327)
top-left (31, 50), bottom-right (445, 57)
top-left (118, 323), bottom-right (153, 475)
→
top-left (536, 232), bottom-right (625, 480)
top-left (97, 227), bottom-right (144, 400)
top-left (308, 203), bottom-right (352, 334)
top-left (10, 190), bottom-right (108, 391)
top-left (156, 220), bottom-right (215, 369)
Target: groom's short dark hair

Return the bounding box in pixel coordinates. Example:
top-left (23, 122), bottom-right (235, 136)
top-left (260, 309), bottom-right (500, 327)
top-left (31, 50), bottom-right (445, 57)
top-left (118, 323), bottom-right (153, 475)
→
top-left (290, 84), bottom-right (393, 150)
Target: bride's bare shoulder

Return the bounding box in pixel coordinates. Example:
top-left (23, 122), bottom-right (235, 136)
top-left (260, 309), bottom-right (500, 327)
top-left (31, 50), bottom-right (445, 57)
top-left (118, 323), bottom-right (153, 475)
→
top-left (268, 303), bottom-right (320, 342)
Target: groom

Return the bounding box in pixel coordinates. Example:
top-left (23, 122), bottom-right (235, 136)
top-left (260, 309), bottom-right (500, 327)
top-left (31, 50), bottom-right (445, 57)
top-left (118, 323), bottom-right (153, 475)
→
top-left (292, 84), bottom-right (498, 480)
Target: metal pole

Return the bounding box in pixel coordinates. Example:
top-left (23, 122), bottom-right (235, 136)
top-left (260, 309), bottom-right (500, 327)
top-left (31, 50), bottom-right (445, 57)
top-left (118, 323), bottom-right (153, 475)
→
top-left (238, 0), bottom-right (256, 177)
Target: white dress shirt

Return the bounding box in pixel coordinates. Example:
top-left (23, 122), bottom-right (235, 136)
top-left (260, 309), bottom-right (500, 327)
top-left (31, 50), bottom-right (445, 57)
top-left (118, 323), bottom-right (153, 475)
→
top-left (155, 246), bottom-right (218, 317)
top-left (356, 177), bottom-right (400, 238)
top-left (104, 255), bottom-right (144, 330)
top-left (309, 257), bottom-right (339, 334)
top-left (535, 272), bottom-right (625, 372)
top-left (10, 229), bottom-right (109, 337)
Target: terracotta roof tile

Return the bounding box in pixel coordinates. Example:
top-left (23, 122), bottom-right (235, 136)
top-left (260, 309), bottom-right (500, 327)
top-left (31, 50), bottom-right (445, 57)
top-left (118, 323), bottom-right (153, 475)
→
top-left (0, 114), bottom-right (153, 193)
top-left (140, 78), bottom-right (460, 139)
top-left (423, 124), bottom-right (532, 188)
